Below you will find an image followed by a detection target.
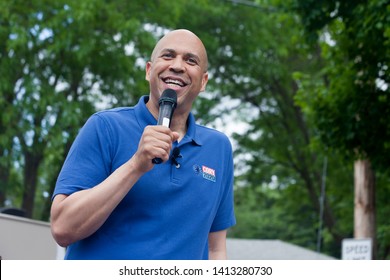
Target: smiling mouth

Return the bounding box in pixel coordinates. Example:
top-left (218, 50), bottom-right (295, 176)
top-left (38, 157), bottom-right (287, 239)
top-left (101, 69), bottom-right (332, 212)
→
top-left (162, 77), bottom-right (187, 87)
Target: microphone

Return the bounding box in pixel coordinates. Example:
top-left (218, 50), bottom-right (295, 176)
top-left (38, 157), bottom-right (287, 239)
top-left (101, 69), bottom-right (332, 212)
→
top-left (152, 89), bottom-right (177, 164)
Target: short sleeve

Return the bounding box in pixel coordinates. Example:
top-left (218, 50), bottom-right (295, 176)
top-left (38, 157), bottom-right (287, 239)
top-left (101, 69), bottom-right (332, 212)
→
top-left (210, 139), bottom-right (236, 232)
top-left (52, 114), bottom-right (113, 198)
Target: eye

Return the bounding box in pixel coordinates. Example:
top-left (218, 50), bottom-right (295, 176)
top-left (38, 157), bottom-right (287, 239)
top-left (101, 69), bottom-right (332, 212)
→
top-left (161, 52), bottom-right (174, 59)
top-left (187, 58), bottom-right (197, 65)
top-left (186, 57), bottom-right (199, 65)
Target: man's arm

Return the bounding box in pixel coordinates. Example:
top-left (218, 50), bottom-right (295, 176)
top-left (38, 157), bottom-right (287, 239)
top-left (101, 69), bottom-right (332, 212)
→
top-left (50, 158), bottom-right (144, 247)
top-left (50, 126), bottom-right (179, 247)
top-left (208, 229), bottom-right (228, 260)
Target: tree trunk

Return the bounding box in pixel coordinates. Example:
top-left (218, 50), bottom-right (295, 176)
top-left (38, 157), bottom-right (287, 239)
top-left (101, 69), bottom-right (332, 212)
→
top-left (354, 159), bottom-right (376, 259)
top-left (0, 163), bottom-right (9, 206)
top-left (22, 151), bottom-right (43, 218)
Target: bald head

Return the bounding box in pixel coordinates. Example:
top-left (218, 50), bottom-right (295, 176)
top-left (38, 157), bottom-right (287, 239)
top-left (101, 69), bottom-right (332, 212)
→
top-left (150, 29), bottom-right (209, 72)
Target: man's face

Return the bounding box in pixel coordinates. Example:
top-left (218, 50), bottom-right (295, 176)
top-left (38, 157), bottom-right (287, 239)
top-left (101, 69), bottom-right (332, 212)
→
top-left (145, 30), bottom-right (209, 114)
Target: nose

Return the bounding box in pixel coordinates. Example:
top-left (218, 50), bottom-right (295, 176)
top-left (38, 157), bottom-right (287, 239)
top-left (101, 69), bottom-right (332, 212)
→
top-left (169, 56), bottom-right (185, 72)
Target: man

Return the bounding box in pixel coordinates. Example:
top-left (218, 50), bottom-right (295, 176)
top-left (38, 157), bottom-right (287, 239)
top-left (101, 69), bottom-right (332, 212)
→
top-left (50, 29), bottom-right (236, 259)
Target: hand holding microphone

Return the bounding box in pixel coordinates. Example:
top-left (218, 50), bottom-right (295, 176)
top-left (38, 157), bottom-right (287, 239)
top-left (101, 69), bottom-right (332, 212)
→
top-left (152, 89), bottom-right (177, 164)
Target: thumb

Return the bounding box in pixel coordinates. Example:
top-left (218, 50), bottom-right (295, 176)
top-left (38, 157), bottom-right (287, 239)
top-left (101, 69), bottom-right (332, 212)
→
top-left (172, 131), bottom-right (180, 142)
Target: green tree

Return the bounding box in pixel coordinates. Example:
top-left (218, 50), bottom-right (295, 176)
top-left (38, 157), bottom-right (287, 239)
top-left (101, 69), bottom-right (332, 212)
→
top-left (292, 0), bottom-right (390, 258)
top-left (2, 0), bottom-right (388, 259)
top-left (175, 0), bottom-right (355, 256)
top-left (0, 0), bottom-right (177, 218)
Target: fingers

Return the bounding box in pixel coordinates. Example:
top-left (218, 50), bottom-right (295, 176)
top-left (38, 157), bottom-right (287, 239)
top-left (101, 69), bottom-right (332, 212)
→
top-left (132, 126), bottom-right (178, 173)
top-left (145, 126), bottom-right (176, 160)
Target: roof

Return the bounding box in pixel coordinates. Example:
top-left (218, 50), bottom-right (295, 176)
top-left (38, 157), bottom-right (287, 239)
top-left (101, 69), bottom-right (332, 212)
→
top-left (227, 238), bottom-right (336, 260)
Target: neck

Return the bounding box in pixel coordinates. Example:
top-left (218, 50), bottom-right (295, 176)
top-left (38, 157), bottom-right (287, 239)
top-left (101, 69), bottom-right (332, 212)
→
top-left (170, 112), bottom-right (189, 142)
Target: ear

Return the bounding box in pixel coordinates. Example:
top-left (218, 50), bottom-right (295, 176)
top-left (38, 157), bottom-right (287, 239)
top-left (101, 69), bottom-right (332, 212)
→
top-left (200, 72), bottom-right (209, 92)
top-left (145, 61), bottom-right (152, 81)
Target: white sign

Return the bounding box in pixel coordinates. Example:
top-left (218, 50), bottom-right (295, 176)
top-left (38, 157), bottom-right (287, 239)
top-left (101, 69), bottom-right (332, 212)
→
top-left (342, 238), bottom-right (372, 260)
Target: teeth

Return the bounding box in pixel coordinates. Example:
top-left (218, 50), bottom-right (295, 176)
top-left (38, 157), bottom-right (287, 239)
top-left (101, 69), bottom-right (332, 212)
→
top-left (165, 78), bottom-right (184, 87)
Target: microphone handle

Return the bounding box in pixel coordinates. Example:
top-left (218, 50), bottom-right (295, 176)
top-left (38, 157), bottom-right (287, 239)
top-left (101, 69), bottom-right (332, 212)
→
top-left (152, 157), bottom-right (163, 164)
top-left (152, 103), bottom-right (175, 164)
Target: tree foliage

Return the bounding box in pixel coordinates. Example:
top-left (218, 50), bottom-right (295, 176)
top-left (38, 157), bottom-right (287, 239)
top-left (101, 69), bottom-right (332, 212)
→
top-left (0, 0), bottom-right (166, 218)
top-left (1, 0), bottom-right (389, 259)
top-left (293, 0), bottom-right (390, 169)
top-left (292, 0), bottom-right (390, 258)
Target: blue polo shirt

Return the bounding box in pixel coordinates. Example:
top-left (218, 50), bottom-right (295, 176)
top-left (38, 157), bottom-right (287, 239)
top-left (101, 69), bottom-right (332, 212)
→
top-left (53, 96), bottom-right (236, 259)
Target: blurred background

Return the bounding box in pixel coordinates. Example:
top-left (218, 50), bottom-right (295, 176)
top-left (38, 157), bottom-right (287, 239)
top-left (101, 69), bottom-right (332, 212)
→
top-left (0, 0), bottom-right (389, 259)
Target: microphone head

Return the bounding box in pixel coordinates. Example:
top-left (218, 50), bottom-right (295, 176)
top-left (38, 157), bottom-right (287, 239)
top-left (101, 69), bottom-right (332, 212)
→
top-left (159, 89), bottom-right (177, 108)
